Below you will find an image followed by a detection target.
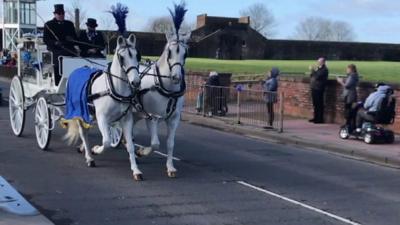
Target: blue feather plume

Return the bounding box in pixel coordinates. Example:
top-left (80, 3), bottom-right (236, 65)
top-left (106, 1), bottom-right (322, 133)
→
top-left (108, 3), bottom-right (129, 36)
top-left (168, 2), bottom-right (188, 35)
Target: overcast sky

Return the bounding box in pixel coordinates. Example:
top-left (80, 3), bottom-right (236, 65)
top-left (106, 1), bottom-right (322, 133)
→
top-left (6, 0), bottom-right (400, 43)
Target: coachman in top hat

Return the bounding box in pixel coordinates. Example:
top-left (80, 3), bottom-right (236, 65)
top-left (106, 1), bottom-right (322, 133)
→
top-left (78, 18), bottom-right (106, 58)
top-left (43, 4), bottom-right (78, 85)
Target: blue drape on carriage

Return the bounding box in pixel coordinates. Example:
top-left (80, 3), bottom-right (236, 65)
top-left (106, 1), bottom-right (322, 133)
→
top-left (64, 66), bottom-right (100, 128)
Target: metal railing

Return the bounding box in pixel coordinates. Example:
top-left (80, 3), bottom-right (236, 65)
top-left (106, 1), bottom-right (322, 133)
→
top-left (184, 84), bottom-right (284, 132)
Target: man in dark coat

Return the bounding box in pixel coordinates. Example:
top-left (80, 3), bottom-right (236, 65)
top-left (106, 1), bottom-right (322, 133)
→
top-left (309, 57), bottom-right (329, 123)
top-left (43, 4), bottom-right (78, 85)
top-left (205, 71), bottom-right (221, 116)
top-left (78, 18), bottom-right (106, 58)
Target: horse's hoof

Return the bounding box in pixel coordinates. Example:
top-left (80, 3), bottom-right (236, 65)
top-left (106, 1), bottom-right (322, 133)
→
top-left (87, 161), bottom-right (96, 167)
top-left (76, 147), bottom-right (83, 154)
top-left (167, 171), bottom-right (177, 178)
top-left (133, 174), bottom-right (143, 181)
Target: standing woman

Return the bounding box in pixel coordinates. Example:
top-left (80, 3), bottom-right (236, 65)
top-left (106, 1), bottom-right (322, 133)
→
top-left (337, 64), bottom-right (359, 131)
top-left (263, 67), bottom-right (280, 128)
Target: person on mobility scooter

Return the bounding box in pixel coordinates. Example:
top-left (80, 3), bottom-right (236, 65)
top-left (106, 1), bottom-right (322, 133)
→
top-left (339, 84), bottom-right (396, 144)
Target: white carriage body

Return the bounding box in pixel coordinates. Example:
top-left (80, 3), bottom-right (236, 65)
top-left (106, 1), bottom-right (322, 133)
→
top-left (9, 34), bottom-right (123, 150)
top-left (17, 34), bottom-right (108, 98)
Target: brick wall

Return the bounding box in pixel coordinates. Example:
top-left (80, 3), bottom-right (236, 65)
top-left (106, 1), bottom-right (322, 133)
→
top-left (186, 72), bottom-right (400, 133)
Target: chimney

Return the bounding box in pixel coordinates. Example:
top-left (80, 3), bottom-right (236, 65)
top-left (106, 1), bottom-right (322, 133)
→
top-left (74, 8), bottom-right (80, 32)
top-left (239, 16), bottom-right (250, 25)
top-left (196, 14), bottom-right (207, 29)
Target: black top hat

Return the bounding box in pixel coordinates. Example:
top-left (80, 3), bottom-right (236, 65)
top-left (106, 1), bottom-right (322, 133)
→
top-left (86, 18), bottom-right (98, 28)
top-left (53, 4), bottom-right (65, 14)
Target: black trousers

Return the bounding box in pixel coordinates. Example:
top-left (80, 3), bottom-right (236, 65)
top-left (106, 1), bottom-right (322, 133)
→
top-left (344, 103), bottom-right (356, 129)
top-left (356, 109), bottom-right (375, 128)
top-left (52, 50), bottom-right (76, 86)
top-left (267, 102), bottom-right (274, 126)
top-left (311, 89), bottom-right (325, 122)
top-left (52, 53), bottom-right (61, 85)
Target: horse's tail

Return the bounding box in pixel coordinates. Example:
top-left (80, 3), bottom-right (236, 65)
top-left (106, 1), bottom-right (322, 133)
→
top-left (63, 120), bottom-right (81, 146)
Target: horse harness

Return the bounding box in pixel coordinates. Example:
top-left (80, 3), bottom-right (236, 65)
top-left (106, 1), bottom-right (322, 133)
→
top-left (86, 42), bottom-right (187, 121)
top-left (137, 62), bottom-right (186, 120)
top-left (87, 46), bottom-right (142, 123)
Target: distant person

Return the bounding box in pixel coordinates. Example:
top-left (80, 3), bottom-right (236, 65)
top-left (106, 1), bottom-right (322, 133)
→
top-left (78, 18), bottom-right (106, 58)
top-left (6, 52), bottom-right (17, 67)
top-left (43, 4), bottom-right (78, 85)
top-left (215, 47), bottom-right (221, 60)
top-left (1, 49), bottom-right (11, 65)
top-left (355, 84), bottom-right (392, 132)
top-left (309, 57), bottom-right (329, 123)
top-left (337, 64), bottom-right (359, 131)
top-left (263, 67), bottom-right (280, 128)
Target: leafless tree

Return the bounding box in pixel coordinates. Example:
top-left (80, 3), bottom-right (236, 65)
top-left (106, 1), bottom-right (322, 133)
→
top-left (146, 16), bottom-right (173, 33)
top-left (239, 3), bottom-right (276, 37)
top-left (293, 17), bottom-right (356, 42)
top-left (145, 16), bottom-right (193, 34)
top-left (65, 0), bottom-right (87, 29)
top-left (330, 21), bottom-right (356, 42)
top-left (100, 16), bottom-right (117, 55)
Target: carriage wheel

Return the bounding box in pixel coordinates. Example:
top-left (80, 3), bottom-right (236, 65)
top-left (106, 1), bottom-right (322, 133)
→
top-left (35, 97), bottom-right (52, 150)
top-left (9, 76), bottom-right (26, 136)
top-left (109, 123), bottom-right (123, 148)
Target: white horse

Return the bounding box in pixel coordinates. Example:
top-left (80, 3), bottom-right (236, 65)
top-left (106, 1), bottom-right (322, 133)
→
top-left (64, 34), bottom-right (144, 180)
top-left (134, 32), bottom-right (190, 178)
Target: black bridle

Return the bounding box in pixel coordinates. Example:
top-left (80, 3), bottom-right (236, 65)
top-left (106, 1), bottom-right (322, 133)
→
top-left (165, 41), bottom-right (188, 80)
top-left (116, 45), bottom-right (140, 87)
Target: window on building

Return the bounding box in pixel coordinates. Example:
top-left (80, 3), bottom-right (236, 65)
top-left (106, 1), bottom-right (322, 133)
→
top-left (4, 1), bottom-right (18, 24)
top-left (20, 2), bottom-right (36, 25)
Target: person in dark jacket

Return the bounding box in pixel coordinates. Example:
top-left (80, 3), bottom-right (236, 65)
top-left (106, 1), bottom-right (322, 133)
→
top-left (309, 57), bottom-right (329, 123)
top-left (337, 64), bottom-right (359, 130)
top-left (43, 4), bottom-right (78, 85)
top-left (205, 71), bottom-right (220, 116)
top-left (78, 18), bottom-right (106, 58)
top-left (263, 67), bottom-right (280, 128)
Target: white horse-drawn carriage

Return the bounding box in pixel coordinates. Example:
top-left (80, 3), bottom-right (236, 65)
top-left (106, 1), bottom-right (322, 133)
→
top-left (8, 33), bottom-right (123, 150)
top-left (8, 2), bottom-right (189, 181)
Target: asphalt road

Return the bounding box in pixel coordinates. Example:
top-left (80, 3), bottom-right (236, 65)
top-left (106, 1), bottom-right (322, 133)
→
top-left (0, 79), bottom-right (400, 225)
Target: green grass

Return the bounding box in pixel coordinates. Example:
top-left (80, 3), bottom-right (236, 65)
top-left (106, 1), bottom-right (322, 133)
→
top-left (181, 58), bottom-right (400, 83)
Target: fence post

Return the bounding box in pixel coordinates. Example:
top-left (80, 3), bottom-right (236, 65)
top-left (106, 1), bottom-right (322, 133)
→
top-left (202, 85), bottom-right (206, 117)
top-left (237, 90), bottom-right (241, 124)
top-left (279, 92), bottom-right (284, 133)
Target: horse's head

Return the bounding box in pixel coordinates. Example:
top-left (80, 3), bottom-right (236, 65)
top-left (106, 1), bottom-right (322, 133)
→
top-left (164, 32), bottom-right (190, 85)
top-left (115, 34), bottom-right (141, 88)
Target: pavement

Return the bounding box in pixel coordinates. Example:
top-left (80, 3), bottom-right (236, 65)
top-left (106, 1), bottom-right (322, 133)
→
top-left (0, 176), bottom-right (54, 225)
top-left (182, 113), bottom-right (400, 168)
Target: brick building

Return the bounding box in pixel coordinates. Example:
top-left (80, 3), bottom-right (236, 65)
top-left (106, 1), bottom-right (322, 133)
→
top-left (189, 14), bottom-right (400, 61)
top-left (190, 14), bottom-right (267, 59)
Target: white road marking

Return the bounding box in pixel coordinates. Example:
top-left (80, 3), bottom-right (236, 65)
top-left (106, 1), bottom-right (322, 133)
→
top-left (134, 144), bottom-right (182, 161)
top-left (237, 181), bottom-right (361, 225)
